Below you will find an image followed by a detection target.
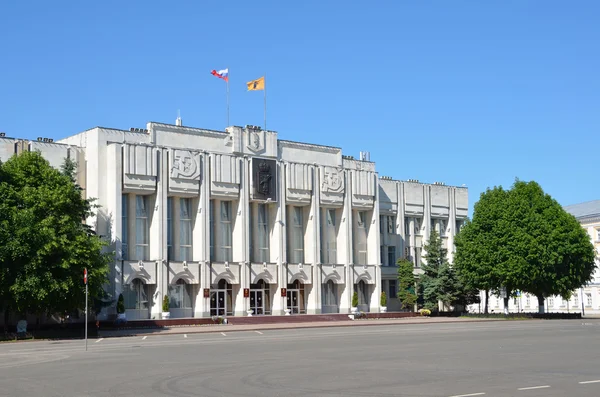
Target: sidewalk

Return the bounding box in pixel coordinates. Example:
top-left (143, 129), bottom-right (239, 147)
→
top-left (98, 316), bottom-right (506, 338)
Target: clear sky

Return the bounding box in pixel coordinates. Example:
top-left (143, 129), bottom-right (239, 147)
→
top-left (1, 1), bottom-right (598, 215)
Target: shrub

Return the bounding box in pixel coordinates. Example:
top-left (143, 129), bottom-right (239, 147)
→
top-left (352, 292), bottom-right (359, 308)
top-left (162, 295), bottom-right (170, 312)
top-left (380, 291), bottom-right (387, 306)
top-left (419, 308), bottom-right (431, 316)
top-left (117, 294), bottom-right (125, 314)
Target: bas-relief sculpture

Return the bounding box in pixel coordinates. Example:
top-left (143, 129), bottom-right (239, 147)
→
top-left (321, 167), bottom-right (345, 193)
top-left (170, 150), bottom-right (200, 179)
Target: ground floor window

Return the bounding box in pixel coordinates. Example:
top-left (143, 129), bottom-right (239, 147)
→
top-left (168, 279), bottom-right (193, 309)
top-left (123, 279), bottom-right (149, 310)
top-left (354, 280), bottom-right (370, 306)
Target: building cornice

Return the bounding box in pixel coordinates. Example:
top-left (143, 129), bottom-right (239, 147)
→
top-left (278, 140), bottom-right (341, 154)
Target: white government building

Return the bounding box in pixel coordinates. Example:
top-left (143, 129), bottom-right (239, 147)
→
top-left (0, 121), bottom-right (468, 320)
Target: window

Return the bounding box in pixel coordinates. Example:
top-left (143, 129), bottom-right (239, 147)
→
top-left (415, 247), bottom-right (421, 268)
top-left (379, 215), bottom-right (384, 234)
top-left (219, 201), bottom-right (233, 262)
top-left (456, 220), bottom-right (463, 233)
top-left (321, 208), bottom-right (337, 264)
top-left (253, 203), bottom-right (270, 263)
top-left (405, 217), bottom-right (411, 236)
top-left (440, 219), bottom-right (447, 236)
top-left (388, 279), bottom-right (397, 297)
top-left (596, 229), bottom-right (600, 241)
top-left (322, 280), bottom-right (337, 306)
top-left (526, 295), bottom-right (531, 307)
top-left (135, 195), bottom-right (149, 260)
top-left (121, 194), bottom-right (128, 260)
top-left (123, 279), bottom-right (149, 310)
top-left (288, 206), bottom-right (304, 264)
top-left (414, 217), bottom-right (422, 234)
top-left (387, 246), bottom-right (396, 266)
top-left (355, 280), bottom-right (369, 305)
top-left (179, 198), bottom-right (192, 261)
top-left (380, 246), bottom-right (385, 265)
top-left (354, 211), bottom-right (368, 264)
top-left (574, 294), bottom-right (579, 306)
top-left (167, 197), bottom-right (173, 261)
top-left (387, 216), bottom-right (395, 234)
top-left (586, 293), bottom-right (592, 307)
top-left (548, 297), bottom-right (554, 307)
top-left (168, 279), bottom-right (192, 309)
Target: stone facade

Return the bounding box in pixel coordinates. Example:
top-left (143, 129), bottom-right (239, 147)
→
top-left (0, 122), bottom-right (467, 319)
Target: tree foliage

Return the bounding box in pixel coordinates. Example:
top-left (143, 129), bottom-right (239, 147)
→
top-left (454, 179), bottom-right (596, 313)
top-left (396, 258), bottom-right (417, 311)
top-left (0, 151), bottom-right (112, 318)
top-left (421, 229), bottom-right (479, 311)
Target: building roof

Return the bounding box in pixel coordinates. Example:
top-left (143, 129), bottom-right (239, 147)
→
top-left (564, 199), bottom-right (600, 220)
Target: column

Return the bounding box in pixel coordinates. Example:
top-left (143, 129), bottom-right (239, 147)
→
top-left (234, 157), bottom-right (250, 316)
top-left (272, 161), bottom-right (286, 315)
top-left (196, 152), bottom-right (211, 317)
top-left (370, 173), bottom-right (382, 312)
top-left (307, 165), bottom-right (321, 314)
top-left (341, 169), bottom-right (353, 313)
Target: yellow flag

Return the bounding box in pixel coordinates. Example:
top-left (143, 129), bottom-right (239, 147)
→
top-left (247, 77), bottom-right (265, 91)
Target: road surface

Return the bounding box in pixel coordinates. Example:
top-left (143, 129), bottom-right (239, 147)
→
top-left (1, 320), bottom-right (599, 396)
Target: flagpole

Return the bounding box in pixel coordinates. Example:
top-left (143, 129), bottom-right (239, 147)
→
top-left (226, 67), bottom-right (230, 127)
top-left (263, 73), bottom-right (267, 131)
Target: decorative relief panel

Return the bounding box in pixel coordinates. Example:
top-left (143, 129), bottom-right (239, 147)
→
top-left (320, 167), bottom-right (345, 207)
top-left (286, 163), bottom-right (312, 205)
top-left (351, 170), bottom-right (375, 209)
top-left (169, 149), bottom-right (201, 196)
top-left (251, 158), bottom-right (277, 201)
top-left (123, 144), bottom-right (157, 193)
top-left (210, 154), bottom-right (240, 198)
top-left (246, 128), bottom-right (265, 153)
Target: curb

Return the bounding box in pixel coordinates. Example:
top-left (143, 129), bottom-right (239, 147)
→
top-left (97, 317), bottom-right (514, 339)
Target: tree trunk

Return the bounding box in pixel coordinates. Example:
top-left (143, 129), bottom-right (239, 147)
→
top-left (484, 290), bottom-right (489, 314)
top-left (537, 295), bottom-right (545, 313)
top-left (503, 296), bottom-right (509, 315)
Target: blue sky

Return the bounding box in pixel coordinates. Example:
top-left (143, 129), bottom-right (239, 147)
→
top-left (1, 1), bottom-right (598, 215)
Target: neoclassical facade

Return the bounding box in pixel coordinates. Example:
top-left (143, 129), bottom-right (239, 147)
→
top-left (0, 121), bottom-right (468, 319)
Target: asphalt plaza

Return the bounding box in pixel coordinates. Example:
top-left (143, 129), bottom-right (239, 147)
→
top-left (0, 320), bottom-right (599, 396)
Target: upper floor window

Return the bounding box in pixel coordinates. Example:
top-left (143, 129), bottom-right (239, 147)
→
top-left (288, 206), bottom-right (305, 264)
top-left (219, 201), bottom-right (233, 262)
top-left (252, 203), bottom-right (270, 263)
top-left (122, 194), bottom-right (129, 260)
top-left (354, 211), bottom-right (368, 264)
top-left (167, 197), bottom-right (173, 261)
top-left (179, 198), bottom-right (192, 261)
top-left (135, 195), bottom-right (149, 260)
top-left (321, 208), bottom-right (337, 264)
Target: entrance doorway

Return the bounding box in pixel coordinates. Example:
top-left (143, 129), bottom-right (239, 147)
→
top-left (210, 279), bottom-right (233, 316)
top-left (250, 279), bottom-right (270, 315)
top-left (286, 280), bottom-right (305, 314)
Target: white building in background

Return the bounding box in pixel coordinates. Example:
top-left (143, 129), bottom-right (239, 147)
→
top-left (0, 121), bottom-right (468, 319)
top-left (468, 200), bottom-right (600, 315)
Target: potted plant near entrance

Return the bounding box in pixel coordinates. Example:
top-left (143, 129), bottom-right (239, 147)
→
top-left (115, 293), bottom-right (127, 325)
top-left (162, 295), bottom-right (171, 319)
top-left (380, 291), bottom-right (387, 313)
top-left (351, 292), bottom-right (359, 314)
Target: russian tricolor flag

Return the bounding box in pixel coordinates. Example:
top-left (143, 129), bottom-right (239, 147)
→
top-left (211, 68), bottom-right (229, 82)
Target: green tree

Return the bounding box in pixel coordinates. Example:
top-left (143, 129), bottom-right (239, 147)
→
top-left (396, 258), bottom-right (417, 311)
top-left (420, 229), bottom-right (446, 311)
top-left (454, 187), bottom-right (508, 313)
top-left (455, 179), bottom-right (596, 313)
top-left (0, 151), bottom-right (112, 319)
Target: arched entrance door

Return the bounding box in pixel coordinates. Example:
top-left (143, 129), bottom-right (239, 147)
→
top-left (354, 280), bottom-right (370, 312)
top-left (123, 278), bottom-right (151, 320)
top-left (322, 279), bottom-right (338, 313)
top-left (286, 279), bottom-right (306, 314)
top-left (250, 279), bottom-right (270, 315)
top-left (210, 279), bottom-right (233, 316)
